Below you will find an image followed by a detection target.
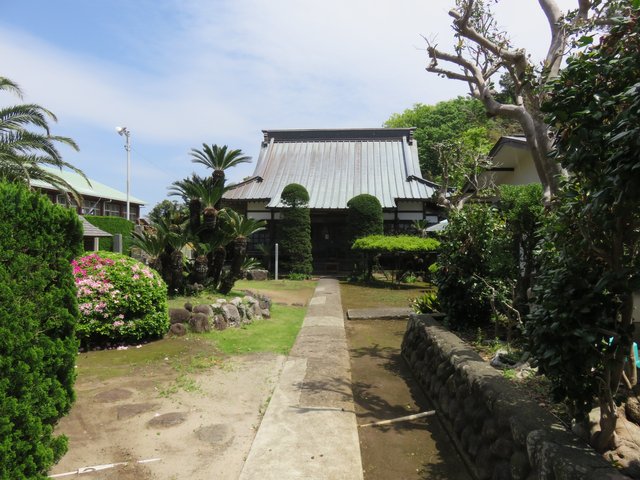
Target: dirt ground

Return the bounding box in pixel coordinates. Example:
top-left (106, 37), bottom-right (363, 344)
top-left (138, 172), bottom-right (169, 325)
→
top-left (49, 352), bottom-right (285, 480)
top-left (346, 319), bottom-right (472, 480)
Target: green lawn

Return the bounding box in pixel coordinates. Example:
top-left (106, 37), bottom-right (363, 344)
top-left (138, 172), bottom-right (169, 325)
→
top-left (200, 304), bottom-right (305, 355)
top-left (340, 279), bottom-right (435, 311)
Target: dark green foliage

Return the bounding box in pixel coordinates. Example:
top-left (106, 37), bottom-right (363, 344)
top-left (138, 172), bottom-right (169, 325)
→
top-left (435, 204), bottom-right (504, 329)
top-left (529, 10), bottom-right (640, 430)
top-left (84, 215), bottom-right (134, 254)
top-left (280, 184), bottom-right (313, 275)
top-left (346, 194), bottom-right (383, 242)
top-left (411, 291), bottom-right (440, 314)
top-left (0, 182), bottom-right (82, 478)
top-left (498, 184), bottom-right (544, 314)
top-left (280, 183), bottom-right (309, 207)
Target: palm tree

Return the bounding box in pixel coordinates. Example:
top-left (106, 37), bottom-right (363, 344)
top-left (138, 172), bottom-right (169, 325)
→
top-left (218, 209), bottom-right (266, 294)
top-left (0, 76), bottom-right (87, 203)
top-left (190, 144), bottom-right (251, 187)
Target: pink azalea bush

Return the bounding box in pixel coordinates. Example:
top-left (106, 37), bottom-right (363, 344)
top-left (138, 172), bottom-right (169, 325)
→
top-left (72, 252), bottom-right (169, 344)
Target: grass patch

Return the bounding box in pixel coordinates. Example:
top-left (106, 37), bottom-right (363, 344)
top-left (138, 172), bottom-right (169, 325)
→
top-left (75, 336), bottom-right (218, 381)
top-left (340, 279), bottom-right (435, 312)
top-left (167, 279), bottom-right (317, 309)
top-left (200, 304), bottom-right (305, 355)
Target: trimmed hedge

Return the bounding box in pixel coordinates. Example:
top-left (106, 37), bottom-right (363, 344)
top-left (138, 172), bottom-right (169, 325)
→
top-left (83, 216), bottom-right (134, 254)
top-left (347, 194), bottom-right (383, 241)
top-left (0, 183), bottom-right (82, 478)
top-left (352, 235), bottom-right (440, 253)
top-left (73, 252), bottom-right (169, 345)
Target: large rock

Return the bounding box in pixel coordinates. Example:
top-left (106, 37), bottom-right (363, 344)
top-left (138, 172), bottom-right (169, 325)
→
top-left (169, 308), bottom-right (191, 324)
top-left (212, 314), bottom-right (228, 331)
top-left (246, 269), bottom-right (268, 281)
top-left (221, 303), bottom-right (241, 326)
top-left (169, 323), bottom-right (187, 336)
top-left (189, 312), bottom-right (211, 333)
top-left (192, 304), bottom-right (213, 317)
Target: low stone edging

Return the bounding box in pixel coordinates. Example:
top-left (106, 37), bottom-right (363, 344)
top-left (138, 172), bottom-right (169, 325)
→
top-left (401, 314), bottom-right (628, 480)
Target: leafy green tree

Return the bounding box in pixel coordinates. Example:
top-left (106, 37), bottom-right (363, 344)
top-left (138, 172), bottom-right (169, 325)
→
top-left (529, 9), bottom-right (640, 452)
top-left (148, 199), bottom-right (184, 224)
top-left (0, 76), bottom-right (86, 204)
top-left (385, 97), bottom-right (515, 179)
top-left (0, 181), bottom-right (82, 478)
top-left (279, 183), bottom-right (313, 276)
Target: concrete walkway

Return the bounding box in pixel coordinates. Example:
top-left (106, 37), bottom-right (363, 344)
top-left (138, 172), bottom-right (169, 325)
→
top-left (239, 278), bottom-right (363, 480)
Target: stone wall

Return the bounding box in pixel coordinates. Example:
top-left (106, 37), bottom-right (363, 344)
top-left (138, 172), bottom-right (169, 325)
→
top-left (401, 314), bottom-right (628, 480)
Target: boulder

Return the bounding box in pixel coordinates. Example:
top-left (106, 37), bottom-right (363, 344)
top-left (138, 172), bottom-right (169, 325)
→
top-left (247, 269), bottom-right (268, 281)
top-left (221, 303), bottom-right (241, 326)
top-left (169, 323), bottom-right (187, 336)
top-left (261, 308), bottom-right (271, 319)
top-left (192, 304), bottom-right (213, 317)
top-left (189, 312), bottom-right (211, 333)
top-left (169, 308), bottom-right (191, 324)
top-left (213, 314), bottom-right (228, 331)
top-left (184, 302), bottom-right (193, 312)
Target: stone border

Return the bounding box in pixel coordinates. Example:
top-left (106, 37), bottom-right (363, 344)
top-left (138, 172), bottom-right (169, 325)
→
top-left (401, 314), bottom-right (627, 480)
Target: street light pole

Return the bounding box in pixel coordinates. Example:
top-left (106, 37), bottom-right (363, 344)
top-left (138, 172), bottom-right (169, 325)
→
top-left (116, 126), bottom-right (131, 221)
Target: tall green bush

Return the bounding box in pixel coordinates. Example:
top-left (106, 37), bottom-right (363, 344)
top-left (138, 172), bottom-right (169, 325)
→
top-left (347, 194), bottom-right (383, 241)
top-left (84, 215), bottom-right (134, 253)
top-left (0, 183), bottom-right (82, 478)
top-left (279, 183), bottom-right (313, 275)
top-left (435, 203), bottom-right (506, 329)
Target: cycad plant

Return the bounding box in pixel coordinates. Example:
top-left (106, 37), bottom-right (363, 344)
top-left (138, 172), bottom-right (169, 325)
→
top-left (218, 209), bottom-right (266, 294)
top-left (190, 144), bottom-right (251, 187)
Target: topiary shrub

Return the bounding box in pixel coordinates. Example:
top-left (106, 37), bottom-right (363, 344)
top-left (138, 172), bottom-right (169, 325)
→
top-left (0, 182), bottom-right (82, 479)
top-left (279, 183), bottom-right (313, 275)
top-left (73, 252), bottom-right (169, 345)
top-left (347, 194), bottom-right (383, 242)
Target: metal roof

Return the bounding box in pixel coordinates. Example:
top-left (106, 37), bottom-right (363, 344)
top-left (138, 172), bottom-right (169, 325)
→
top-left (225, 128), bottom-right (436, 209)
top-left (79, 216), bottom-right (113, 237)
top-left (30, 166), bottom-right (146, 205)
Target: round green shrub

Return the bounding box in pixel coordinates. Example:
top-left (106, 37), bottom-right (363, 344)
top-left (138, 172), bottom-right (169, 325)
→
top-left (347, 194), bottom-right (383, 241)
top-left (73, 252), bottom-right (169, 344)
top-left (280, 183), bottom-right (309, 207)
top-left (0, 182), bottom-right (82, 479)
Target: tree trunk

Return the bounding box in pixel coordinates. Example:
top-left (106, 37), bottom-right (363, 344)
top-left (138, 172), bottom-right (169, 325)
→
top-left (203, 207), bottom-right (218, 231)
top-left (211, 245), bottom-right (226, 287)
top-left (189, 198), bottom-right (201, 233)
top-left (169, 249), bottom-right (184, 294)
top-left (193, 254), bottom-right (208, 284)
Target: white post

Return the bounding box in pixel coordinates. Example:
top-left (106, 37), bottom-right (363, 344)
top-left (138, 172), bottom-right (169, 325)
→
top-left (275, 243), bottom-right (279, 280)
top-left (125, 131), bottom-right (131, 221)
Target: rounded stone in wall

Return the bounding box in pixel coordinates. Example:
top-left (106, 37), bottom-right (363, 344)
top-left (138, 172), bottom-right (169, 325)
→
top-left (461, 425), bottom-right (474, 450)
top-left (492, 460), bottom-right (511, 480)
top-left (481, 418), bottom-right (498, 442)
top-left (509, 449), bottom-right (531, 480)
top-left (490, 436), bottom-right (514, 460)
top-left (456, 384), bottom-right (468, 402)
top-left (454, 413), bottom-right (467, 434)
top-left (474, 445), bottom-right (494, 480)
top-left (468, 432), bottom-right (481, 458)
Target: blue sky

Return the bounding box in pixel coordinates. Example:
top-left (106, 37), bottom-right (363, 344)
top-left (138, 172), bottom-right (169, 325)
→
top-left (1, 0), bottom-right (576, 213)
